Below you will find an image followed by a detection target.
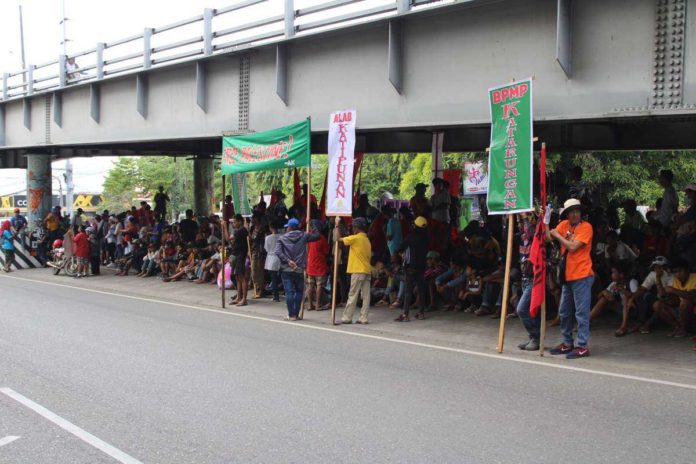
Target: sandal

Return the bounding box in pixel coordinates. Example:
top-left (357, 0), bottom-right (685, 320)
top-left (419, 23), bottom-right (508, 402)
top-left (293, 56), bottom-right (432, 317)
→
top-left (414, 312), bottom-right (425, 320)
top-left (614, 328), bottom-right (627, 337)
top-left (389, 301), bottom-right (402, 309)
top-left (394, 314), bottom-right (410, 322)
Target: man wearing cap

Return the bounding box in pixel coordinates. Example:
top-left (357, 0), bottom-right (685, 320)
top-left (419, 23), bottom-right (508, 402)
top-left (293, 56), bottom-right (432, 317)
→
top-left (652, 258), bottom-right (696, 338)
top-left (430, 178), bottom-right (451, 226)
top-left (10, 208), bottom-right (27, 238)
top-left (410, 184), bottom-right (429, 218)
top-left (627, 256), bottom-right (673, 335)
top-left (275, 218), bottom-right (320, 321)
top-left (395, 216), bottom-right (429, 321)
top-left (335, 218), bottom-right (372, 324)
top-left (545, 198), bottom-right (594, 359)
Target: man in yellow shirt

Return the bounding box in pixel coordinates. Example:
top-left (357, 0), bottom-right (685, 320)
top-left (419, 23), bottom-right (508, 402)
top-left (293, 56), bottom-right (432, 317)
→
top-left (335, 218), bottom-right (372, 325)
top-left (654, 258), bottom-right (695, 338)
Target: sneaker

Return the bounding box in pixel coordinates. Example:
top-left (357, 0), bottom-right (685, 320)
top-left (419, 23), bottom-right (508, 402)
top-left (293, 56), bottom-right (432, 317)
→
top-left (394, 314), bottom-right (410, 322)
top-left (566, 347), bottom-right (590, 359)
top-left (525, 339), bottom-right (540, 351)
top-left (517, 339), bottom-right (532, 350)
top-left (549, 343), bottom-right (574, 355)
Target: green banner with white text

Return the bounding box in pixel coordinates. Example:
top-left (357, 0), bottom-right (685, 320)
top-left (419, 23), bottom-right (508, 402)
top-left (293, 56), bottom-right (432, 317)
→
top-left (221, 119), bottom-right (311, 175)
top-left (486, 79), bottom-right (534, 215)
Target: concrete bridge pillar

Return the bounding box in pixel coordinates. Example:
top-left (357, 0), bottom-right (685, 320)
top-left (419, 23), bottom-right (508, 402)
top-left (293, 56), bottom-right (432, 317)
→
top-left (26, 155), bottom-right (52, 230)
top-left (193, 156), bottom-right (214, 217)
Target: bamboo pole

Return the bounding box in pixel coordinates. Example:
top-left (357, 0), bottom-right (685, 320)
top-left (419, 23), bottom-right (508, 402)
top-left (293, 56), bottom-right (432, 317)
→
top-left (539, 301), bottom-right (547, 357)
top-left (298, 167), bottom-right (312, 320)
top-left (330, 216), bottom-right (340, 325)
top-left (496, 213), bottom-right (515, 353)
top-left (221, 175), bottom-right (226, 309)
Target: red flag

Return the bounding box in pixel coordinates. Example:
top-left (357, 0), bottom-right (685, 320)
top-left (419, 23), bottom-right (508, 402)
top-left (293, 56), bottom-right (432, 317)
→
top-left (318, 167), bottom-right (328, 221)
top-left (352, 152), bottom-right (364, 208)
top-left (529, 143), bottom-right (547, 318)
top-left (293, 169), bottom-right (301, 206)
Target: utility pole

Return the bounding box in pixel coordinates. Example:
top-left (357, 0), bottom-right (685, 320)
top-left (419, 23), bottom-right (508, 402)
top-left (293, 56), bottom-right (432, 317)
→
top-left (19, 5), bottom-right (27, 83)
top-left (59, 0), bottom-right (74, 217)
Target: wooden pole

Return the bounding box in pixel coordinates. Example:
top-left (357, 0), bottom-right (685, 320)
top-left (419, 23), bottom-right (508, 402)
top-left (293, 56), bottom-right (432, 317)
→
top-left (496, 213), bottom-right (515, 353)
top-left (221, 175), bottom-right (226, 309)
top-left (330, 216), bottom-right (340, 325)
top-left (298, 167), bottom-right (312, 320)
top-left (246, 231), bottom-right (256, 298)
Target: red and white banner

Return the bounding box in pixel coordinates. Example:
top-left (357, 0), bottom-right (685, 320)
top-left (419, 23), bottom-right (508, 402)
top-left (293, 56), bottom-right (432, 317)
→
top-left (326, 110), bottom-right (356, 217)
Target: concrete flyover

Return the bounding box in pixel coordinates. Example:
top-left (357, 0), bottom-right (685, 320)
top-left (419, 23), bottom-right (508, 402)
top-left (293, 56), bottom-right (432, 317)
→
top-left (1, 0), bottom-right (695, 220)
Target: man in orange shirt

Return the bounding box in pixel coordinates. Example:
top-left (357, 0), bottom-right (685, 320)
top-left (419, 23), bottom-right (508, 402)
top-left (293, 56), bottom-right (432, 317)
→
top-left (546, 199), bottom-right (594, 359)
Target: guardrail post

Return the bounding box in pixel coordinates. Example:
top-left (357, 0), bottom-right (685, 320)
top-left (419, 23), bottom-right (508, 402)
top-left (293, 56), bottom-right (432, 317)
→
top-left (397, 0), bottom-right (411, 14)
top-left (2, 73), bottom-right (8, 100)
top-left (284, 0), bottom-right (295, 38)
top-left (144, 28), bottom-right (153, 68)
top-left (203, 8), bottom-right (214, 56)
top-left (59, 55), bottom-right (67, 88)
top-left (27, 65), bottom-right (35, 96)
top-left (96, 42), bottom-right (105, 79)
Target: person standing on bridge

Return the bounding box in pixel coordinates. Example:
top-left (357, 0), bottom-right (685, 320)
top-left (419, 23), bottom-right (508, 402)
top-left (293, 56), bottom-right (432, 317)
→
top-left (546, 199), bottom-right (594, 359)
top-left (2, 220), bottom-right (17, 272)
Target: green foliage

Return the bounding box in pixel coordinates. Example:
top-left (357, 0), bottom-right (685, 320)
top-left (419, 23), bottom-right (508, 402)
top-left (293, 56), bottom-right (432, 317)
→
top-left (102, 157), bottom-right (193, 217)
top-left (548, 151), bottom-right (696, 207)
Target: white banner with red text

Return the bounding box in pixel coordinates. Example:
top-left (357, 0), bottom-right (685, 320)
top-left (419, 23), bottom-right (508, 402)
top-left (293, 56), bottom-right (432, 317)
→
top-left (326, 110), bottom-right (357, 217)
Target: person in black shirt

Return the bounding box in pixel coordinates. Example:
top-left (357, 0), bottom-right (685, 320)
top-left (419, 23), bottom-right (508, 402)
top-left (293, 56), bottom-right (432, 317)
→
top-left (229, 214), bottom-right (249, 306)
top-left (395, 216), bottom-right (430, 322)
top-left (179, 209), bottom-right (199, 244)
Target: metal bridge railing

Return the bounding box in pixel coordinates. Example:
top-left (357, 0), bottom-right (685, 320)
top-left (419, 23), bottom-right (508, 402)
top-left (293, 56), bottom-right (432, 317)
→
top-left (0, 0), bottom-right (449, 102)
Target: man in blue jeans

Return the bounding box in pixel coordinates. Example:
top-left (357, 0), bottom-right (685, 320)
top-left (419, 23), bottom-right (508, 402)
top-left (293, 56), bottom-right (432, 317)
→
top-left (275, 218), bottom-right (319, 321)
top-left (546, 199), bottom-right (594, 359)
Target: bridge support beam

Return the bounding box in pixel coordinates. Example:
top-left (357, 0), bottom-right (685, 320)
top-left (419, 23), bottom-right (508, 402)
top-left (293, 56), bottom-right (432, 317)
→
top-left (26, 155), bottom-right (52, 230)
top-left (193, 156), bottom-right (214, 217)
top-left (388, 20), bottom-right (403, 94)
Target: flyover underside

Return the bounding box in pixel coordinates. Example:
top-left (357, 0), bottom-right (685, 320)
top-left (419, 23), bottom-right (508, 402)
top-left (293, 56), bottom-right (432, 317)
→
top-left (2, 115), bottom-right (696, 165)
top-left (2, 0), bottom-right (696, 167)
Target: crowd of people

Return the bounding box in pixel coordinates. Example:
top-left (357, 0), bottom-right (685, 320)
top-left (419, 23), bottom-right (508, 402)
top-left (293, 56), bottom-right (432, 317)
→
top-left (3, 167), bottom-right (696, 356)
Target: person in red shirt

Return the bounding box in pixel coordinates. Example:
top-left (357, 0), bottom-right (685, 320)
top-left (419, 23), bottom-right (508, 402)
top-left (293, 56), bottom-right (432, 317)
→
top-left (72, 225), bottom-right (90, 278)
top-left (306, 220), bottom-right (330, 311)
top-left (368, 206), bottom-right (389, 262)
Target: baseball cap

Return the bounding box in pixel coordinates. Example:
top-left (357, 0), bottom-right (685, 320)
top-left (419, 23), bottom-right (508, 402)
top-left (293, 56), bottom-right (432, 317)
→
top-left (353, 217), bottom-right (368, 229)
top-left (414, 216), bottom-right (428, 228)
top-left (415, 183), bottom-right (428, 190)
top-left (284, 218), bottom-right (300, 229)
top-left (426, 251), bottom-right (440, 259)
top-left (684, 183), bottom-right (696, 193)
top-left (650, 256), bottom-right (668, 269)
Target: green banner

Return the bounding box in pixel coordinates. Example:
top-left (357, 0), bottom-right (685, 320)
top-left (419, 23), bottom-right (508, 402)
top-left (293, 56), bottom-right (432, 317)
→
top-left (230, 173), bottom-right (251, 216)
top-left (486, 79), bottom-right (534, 215)
top-left (221, 119), bottom-right (311, 175)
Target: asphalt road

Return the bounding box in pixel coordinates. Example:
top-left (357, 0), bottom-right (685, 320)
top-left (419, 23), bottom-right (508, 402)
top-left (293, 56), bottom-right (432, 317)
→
top-left (1, 275), bottom-right (695, 464)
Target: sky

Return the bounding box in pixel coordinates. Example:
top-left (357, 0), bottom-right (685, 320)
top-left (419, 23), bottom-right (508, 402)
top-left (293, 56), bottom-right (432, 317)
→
top-left (0, 0), bottom-right (268, 195)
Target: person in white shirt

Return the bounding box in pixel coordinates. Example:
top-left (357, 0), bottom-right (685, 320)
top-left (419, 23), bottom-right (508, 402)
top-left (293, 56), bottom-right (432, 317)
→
top-left (629, 257), bottom-right (674, 334)
top-left (654, 170), bottom-right (678, 227)
top-left (430, 178), bottom-right (451, 225)
top-left (264, 221), bottom-right (282, 302)
top-left (589, 261), bottom-right (639, 336)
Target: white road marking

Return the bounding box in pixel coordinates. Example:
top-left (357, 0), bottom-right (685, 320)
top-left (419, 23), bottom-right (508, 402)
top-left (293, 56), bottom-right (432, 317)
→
top-left (0, 435), bottom-right (21, 447)
top-left (2, 273), bottom-right (696, 392)
top-left (0, 388), bottom-right (143, 464)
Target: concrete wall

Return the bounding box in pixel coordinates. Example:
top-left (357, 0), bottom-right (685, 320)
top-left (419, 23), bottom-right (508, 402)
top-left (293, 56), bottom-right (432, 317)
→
top-left (0, 0), bottom-right (692, 151)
